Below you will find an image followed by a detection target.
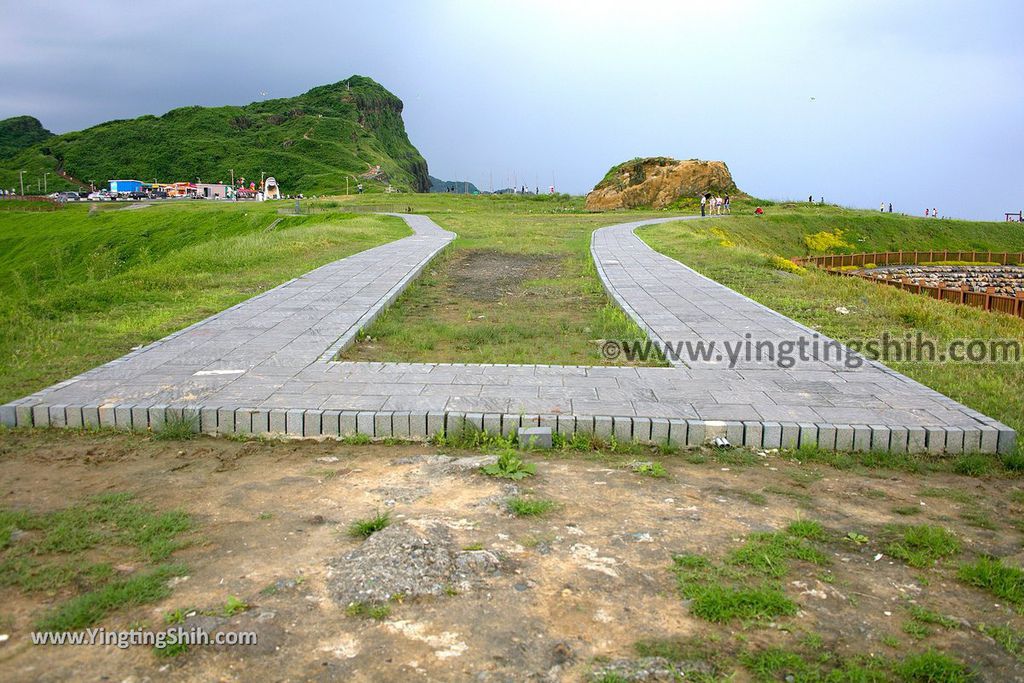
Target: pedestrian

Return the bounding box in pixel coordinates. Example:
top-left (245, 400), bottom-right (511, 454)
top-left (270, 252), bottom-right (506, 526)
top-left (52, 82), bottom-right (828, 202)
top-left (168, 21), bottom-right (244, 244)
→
top-left (809, 194), bottom-right (813, 203)
top-left (700, 193), bottom-right (706, 217)
top-left (924, 208), bottom-right (929, 217)
top-left (932, 208), bottom-right (937, 218)
top-left (724, 194), bottom-right (731, 214)
top-left (888, 203), bottom-right (892, 213)
top-left (880, 201), bottom-right (885, 212)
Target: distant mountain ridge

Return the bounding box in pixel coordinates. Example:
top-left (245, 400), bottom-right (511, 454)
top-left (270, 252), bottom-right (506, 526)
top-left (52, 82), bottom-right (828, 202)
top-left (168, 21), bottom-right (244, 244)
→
top-left (0, 76), bottom-right (429, 194)
top-left (428, 175), bottom-right (479, 193)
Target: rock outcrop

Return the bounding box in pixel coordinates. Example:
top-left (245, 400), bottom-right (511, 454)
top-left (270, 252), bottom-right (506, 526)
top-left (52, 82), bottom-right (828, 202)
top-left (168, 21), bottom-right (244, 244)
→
top-left (585, 157), bottom-right (738, 210)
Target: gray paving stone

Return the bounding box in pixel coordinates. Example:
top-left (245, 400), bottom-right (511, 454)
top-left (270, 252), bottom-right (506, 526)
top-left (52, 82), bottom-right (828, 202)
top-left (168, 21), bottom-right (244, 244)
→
top-left (762, 421), bottom-right (782, 449)
top-left (834, 424), bottom-right (854, 451)
top-left (780, 422), bottom-right (800, 449)
top-left (925, 427), bottom-right (946, 454)
top-left (869, 425), bottom-right (891, 452)
top-left (889, 426), bottom-right (909, 453)
top-left (668, 419), bottom-right (687, 447)
top-left (286, 409), bottom-right (304, 436)
top-left (322, 410), bottom-right (341, 437)
top-left (613, 416), bottom-right (632, 442)
top-left (797, 423), bottom-right (817, 449)
top-left (686, 419), bottom-right (706, 446)
top-left (852, 425), bottom-right (872, 452)
top-left (816, 424), bottom-right (837, 451)
top-left (392, 411), bottom-right (411, 438)
top-left (464, 412), bottom-right (484, 432)
top-left (7, 213), bottom-right (1011, 454)
top-left (304, 410), bottom-right (323, 437)
top-left (501, 414), bottom-right (520, 438)
top-left (83, 405), bottom-right (101, 429)
top-left (594, 416), bottom-right (613, 439)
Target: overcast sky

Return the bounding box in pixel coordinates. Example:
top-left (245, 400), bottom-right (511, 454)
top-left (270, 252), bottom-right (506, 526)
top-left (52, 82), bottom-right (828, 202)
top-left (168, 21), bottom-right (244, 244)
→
top-left (1, 0), bottom-right (1021, 219)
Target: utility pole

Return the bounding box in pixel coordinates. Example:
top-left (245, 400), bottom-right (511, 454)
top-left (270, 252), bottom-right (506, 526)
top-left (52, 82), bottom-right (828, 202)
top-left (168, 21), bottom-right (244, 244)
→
top-left (89, 180), bottom-right (95, 191)
top-left (43, 172), bottom-right (49, 193)
top-left (230, 169), bottom-right (234, 187)
top-left (346, 176), bottom-right (349, 195)
top-left (19, 170), bottom-right (25, 196)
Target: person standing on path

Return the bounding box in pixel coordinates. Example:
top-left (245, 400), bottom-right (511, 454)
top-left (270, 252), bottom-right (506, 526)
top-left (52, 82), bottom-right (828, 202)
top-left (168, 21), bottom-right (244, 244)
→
top-left (700, 194), bottom-right (706, 217)
top-left (933, 207), bottom-right (938, 218)
top-left (888, 203), bottom-right (893, 213)
top-left (880, 201), bottom-right (885, 212)
top-left (724, 195), bottom-right (731, 214)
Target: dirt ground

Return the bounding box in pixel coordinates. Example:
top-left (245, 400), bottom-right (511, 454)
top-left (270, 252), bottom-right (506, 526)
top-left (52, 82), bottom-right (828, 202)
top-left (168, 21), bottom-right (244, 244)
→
top-left (446, 250), bottom-right (564, 302)
top-left (1, 429), bottom-right (1024, 682)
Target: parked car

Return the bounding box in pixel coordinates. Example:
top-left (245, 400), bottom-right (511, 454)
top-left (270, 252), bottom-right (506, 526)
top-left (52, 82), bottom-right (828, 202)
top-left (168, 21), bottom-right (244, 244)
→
top-left (56, 191), bottom-right (80, 201)
top-left (148, 190), bottom-right (168, 199)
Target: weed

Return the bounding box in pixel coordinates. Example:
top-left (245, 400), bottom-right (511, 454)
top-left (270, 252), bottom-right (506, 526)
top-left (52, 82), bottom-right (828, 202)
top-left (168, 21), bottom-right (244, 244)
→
top-left (953, 454), bottom-right (992, 477)
top-left (727, 531), bottom-right (828, 578)
top-left (894, 650), bottom-right (972, 682)
top-left (481, 450), bottom-right (536, 480)
top-left (958, 556), bottom-right (1024, 606)
top-left (630, 461), bottom-right (668, 478)
top-left (786, 520), bottom-right (826, 541)
top-left (917, 487), bottom-right (973, 505)
top-left (845, 532), bottom-right (870, 545)
top-left (221, 595), bottom-right (248, 617)
top-left (152, 414), bottom-right (197, 440)
top-left (346, 601), bottom-right (391, 620)
top-left (979, 623), bottom-right (1024, 661)
top-left (348, 512), bottom-right (391, 539)
top-left (885, 525), bottom-right (960, 568)
top-left (462, 543), bottom-right (484, 551)
top-left (257, 511), bottom-right (273, 520)
top-left (506, 497), bottom-right (556, 517)
top-left (960, 509), bottom-right (997, 530)
top-left (892, 505), bottom-right (922, 516)
top-left (153, 640), bottom-right (190, 658)
top-left (340, 433), bottom-right (371, 445)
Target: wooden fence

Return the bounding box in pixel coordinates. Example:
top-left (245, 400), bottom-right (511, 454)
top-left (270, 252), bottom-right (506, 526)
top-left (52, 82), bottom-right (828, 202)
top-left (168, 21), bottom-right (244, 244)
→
top-left (792, 251), bottom-right (1024, 320)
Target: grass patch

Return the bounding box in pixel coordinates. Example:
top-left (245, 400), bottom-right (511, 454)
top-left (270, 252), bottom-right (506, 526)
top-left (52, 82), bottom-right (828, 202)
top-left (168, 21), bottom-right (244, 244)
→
top-left (885, 524), bottom-right (960, 569)
top-left (152, 413), bottom-right (198, 440)
top-left (36, 563), bottom-right (187, 631)
top-left (348, 512), bottom-right (391, 539)
top-left (506, 497), bottom-right (556, 517)
top-left (346, 601), bottom-right (391, 620)
top-left (958, 556), bottom-right (1024, 607)
top-left (630, 461), bottom-right (668, 478)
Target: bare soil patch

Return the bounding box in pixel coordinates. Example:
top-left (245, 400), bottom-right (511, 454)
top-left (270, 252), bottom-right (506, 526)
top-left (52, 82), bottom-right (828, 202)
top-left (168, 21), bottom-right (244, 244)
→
top-left (447, 249), bottom-right (564, 302)
top-left (1, 430), bottom-right (1023, 681)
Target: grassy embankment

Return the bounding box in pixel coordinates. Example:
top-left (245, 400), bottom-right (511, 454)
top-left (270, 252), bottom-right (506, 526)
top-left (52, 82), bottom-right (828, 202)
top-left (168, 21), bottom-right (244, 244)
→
top-left (639, 201), bottom-right (1024, 454)
top-left (0, 201), bottom-right (410, 402)
top-left (330, 192), bottom-right (671, 366)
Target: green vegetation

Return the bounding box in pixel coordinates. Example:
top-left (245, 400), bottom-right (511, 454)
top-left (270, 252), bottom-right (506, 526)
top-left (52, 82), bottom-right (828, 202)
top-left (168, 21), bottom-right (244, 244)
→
top-left (2, 493), bottom-right (192, 630)
top-left (345, 601), bottom-right (391, 620)
top-left (338, 193), bottom-right (666, 366)
top-left (0, 202), bottom-right (409, 402)
top-left (0, 75), bottom-right (429, 195)
top-left (630, 461), bottom-right (668, 478)
top-left (348, 512), bottom-right (391, 538)
top-left (958, 556), bottom-right (1024, 606)
top-left (885, 525), bottom-right (961, 568)
top-left (640, 204), bottom-right (1024, 456)
top-left (671, 523), bottom-right (830, 624)
top-left (152, 413), bottom-right (198, 441)
top-left (481, 450), bottom-right (537, 480)
top-left (506, 496), bottom-right (556, 517)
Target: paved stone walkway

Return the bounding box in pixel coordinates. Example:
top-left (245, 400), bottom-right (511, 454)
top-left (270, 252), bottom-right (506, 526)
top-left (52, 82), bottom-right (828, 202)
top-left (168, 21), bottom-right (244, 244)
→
top-left (1, 215), bottom-right (1014, 454)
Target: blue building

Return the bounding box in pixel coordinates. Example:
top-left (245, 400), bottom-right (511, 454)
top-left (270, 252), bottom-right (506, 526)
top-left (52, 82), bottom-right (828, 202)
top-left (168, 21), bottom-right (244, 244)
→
top-left (109, 179), bottom-right (143, 193)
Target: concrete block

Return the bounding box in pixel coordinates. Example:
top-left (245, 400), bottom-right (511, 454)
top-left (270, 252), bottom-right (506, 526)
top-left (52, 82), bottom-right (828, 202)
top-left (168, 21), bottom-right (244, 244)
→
top-left (743, 421), bottom-right (763, 448)
top-left (725, 421), bottom-right (744, 446)
top-left (148, 405), bottom-right (166, 432)
top-left (925, 427), bottom-right (946, 454)
top-left (632, 417), bottom-right (652, 443)
top-left (321, 410), bottom-right (341, 437)
top-left (998, 427), bottom-right (1017, 455)
top-left (183, 407), bottom-right (202, 433)
top-left (797, 423), bottom-right (817, 449)
top-left (252, 409), bottom-right (271, 435)
top-left (539, 414), bottom-right (558, 433)
top-left (235, 408), bottom-right (254, 435)
top-left (944, 427), bottom-right (964, 455)
top-left (0, 404), bottom-right (16, 428)
top-left (650, 418), bottom-right (670, 445)
top-left (481, 414), bottom-right (501, 436)
top-left (834, 424), bottom-right (854, 451)
top-left (357, 411), bottom-right (376, 436)
top-left (426, 411), bottom-right (445, 437)
top-left (200, 406), bottom-right (218, 434)
top-left (869, 425), bottom-right (890, 452)
top-left (979, 425), bottom-right (998, 453)
top-left (66, 406), bottom-right (84, 429)
top-left (612, 416), bottom-right (632, 442)
top-left (82, 405), bottom-right (101, 429)
top-left (374, 412), bottom-right (393, 437)
top-left (816, 424), bottom-right (837, 451)
top-left (762, 421), bottom-right (782, 449)
top-left (518, 426), bottom-right (552, 449)
top-left (50, 405), bottom-right (68, 428)
top-left (269, 409), bottom-right (287, 434)
top-left (556, 415), bottom-right (576, 437)
top-left (574, 415), bottom-right (594, 436)
top-left (464, 412), bottom-right (484, 432)
top-left (686, 419), bottom-right (706, 446)
top-left (340, 411), bottom-right (358, 436)
top-left (780, 422), bottom-right (799, 449)
top-left (907, 427), bottom-right (927, 453)
top-left (117, 405), bottom-right (136, 431)
top-left (409, 412), bottom-right (428, 439)
top-left (16, 403), bottom-right (35, 427)
top-left (888, 426), bottom-right (908, 453)
top-left (668, 419), bottom-right (687, 448)
top-left (392, 411), bottom-right (411, 438)
top-left (304, 410), bottom-right (323, 437)
top-left (593, 416), bottom-right (613, 440)
top-left (501, 414), bottom-right (520, 438)
top-left (286, 409), bottom-right (305, 436)
top-left (33, 404), bottom-right (50, 428)
top-left (852, 425), bottom-right (871, 452)
top-left (217, 408), bottom-right (236, 435)
top-left (961, 427), bottom-right (981, 454)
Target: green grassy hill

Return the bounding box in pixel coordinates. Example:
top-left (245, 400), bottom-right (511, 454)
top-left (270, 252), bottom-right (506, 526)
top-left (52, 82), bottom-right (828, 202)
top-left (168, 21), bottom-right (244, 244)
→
top-left (0, 76), bottom-right (429, 196)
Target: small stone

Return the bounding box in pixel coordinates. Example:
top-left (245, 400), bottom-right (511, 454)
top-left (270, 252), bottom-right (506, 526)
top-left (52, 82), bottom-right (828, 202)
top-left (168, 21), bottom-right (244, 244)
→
top-left (316, 456), bottom-right (340, 464)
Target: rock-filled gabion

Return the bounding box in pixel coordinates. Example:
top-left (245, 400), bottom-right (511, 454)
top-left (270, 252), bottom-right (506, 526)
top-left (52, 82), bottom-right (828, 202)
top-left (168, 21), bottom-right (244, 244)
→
top-left (856, 265), bottom-right (1024, 296)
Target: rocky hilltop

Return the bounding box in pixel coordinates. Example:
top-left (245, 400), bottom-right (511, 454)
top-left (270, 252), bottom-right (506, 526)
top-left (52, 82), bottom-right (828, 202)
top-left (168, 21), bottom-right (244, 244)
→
top-left (585, 157), bottom-right (738, 210)
top-left (0, 76), bottom-right (429, 195)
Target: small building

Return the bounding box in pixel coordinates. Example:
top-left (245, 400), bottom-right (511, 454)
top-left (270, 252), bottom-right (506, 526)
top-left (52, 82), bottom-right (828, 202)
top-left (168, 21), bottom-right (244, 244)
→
top-left (196, 183), bottom-right (231, 199)
top-left (109, 179), bottom-right (143, 194)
